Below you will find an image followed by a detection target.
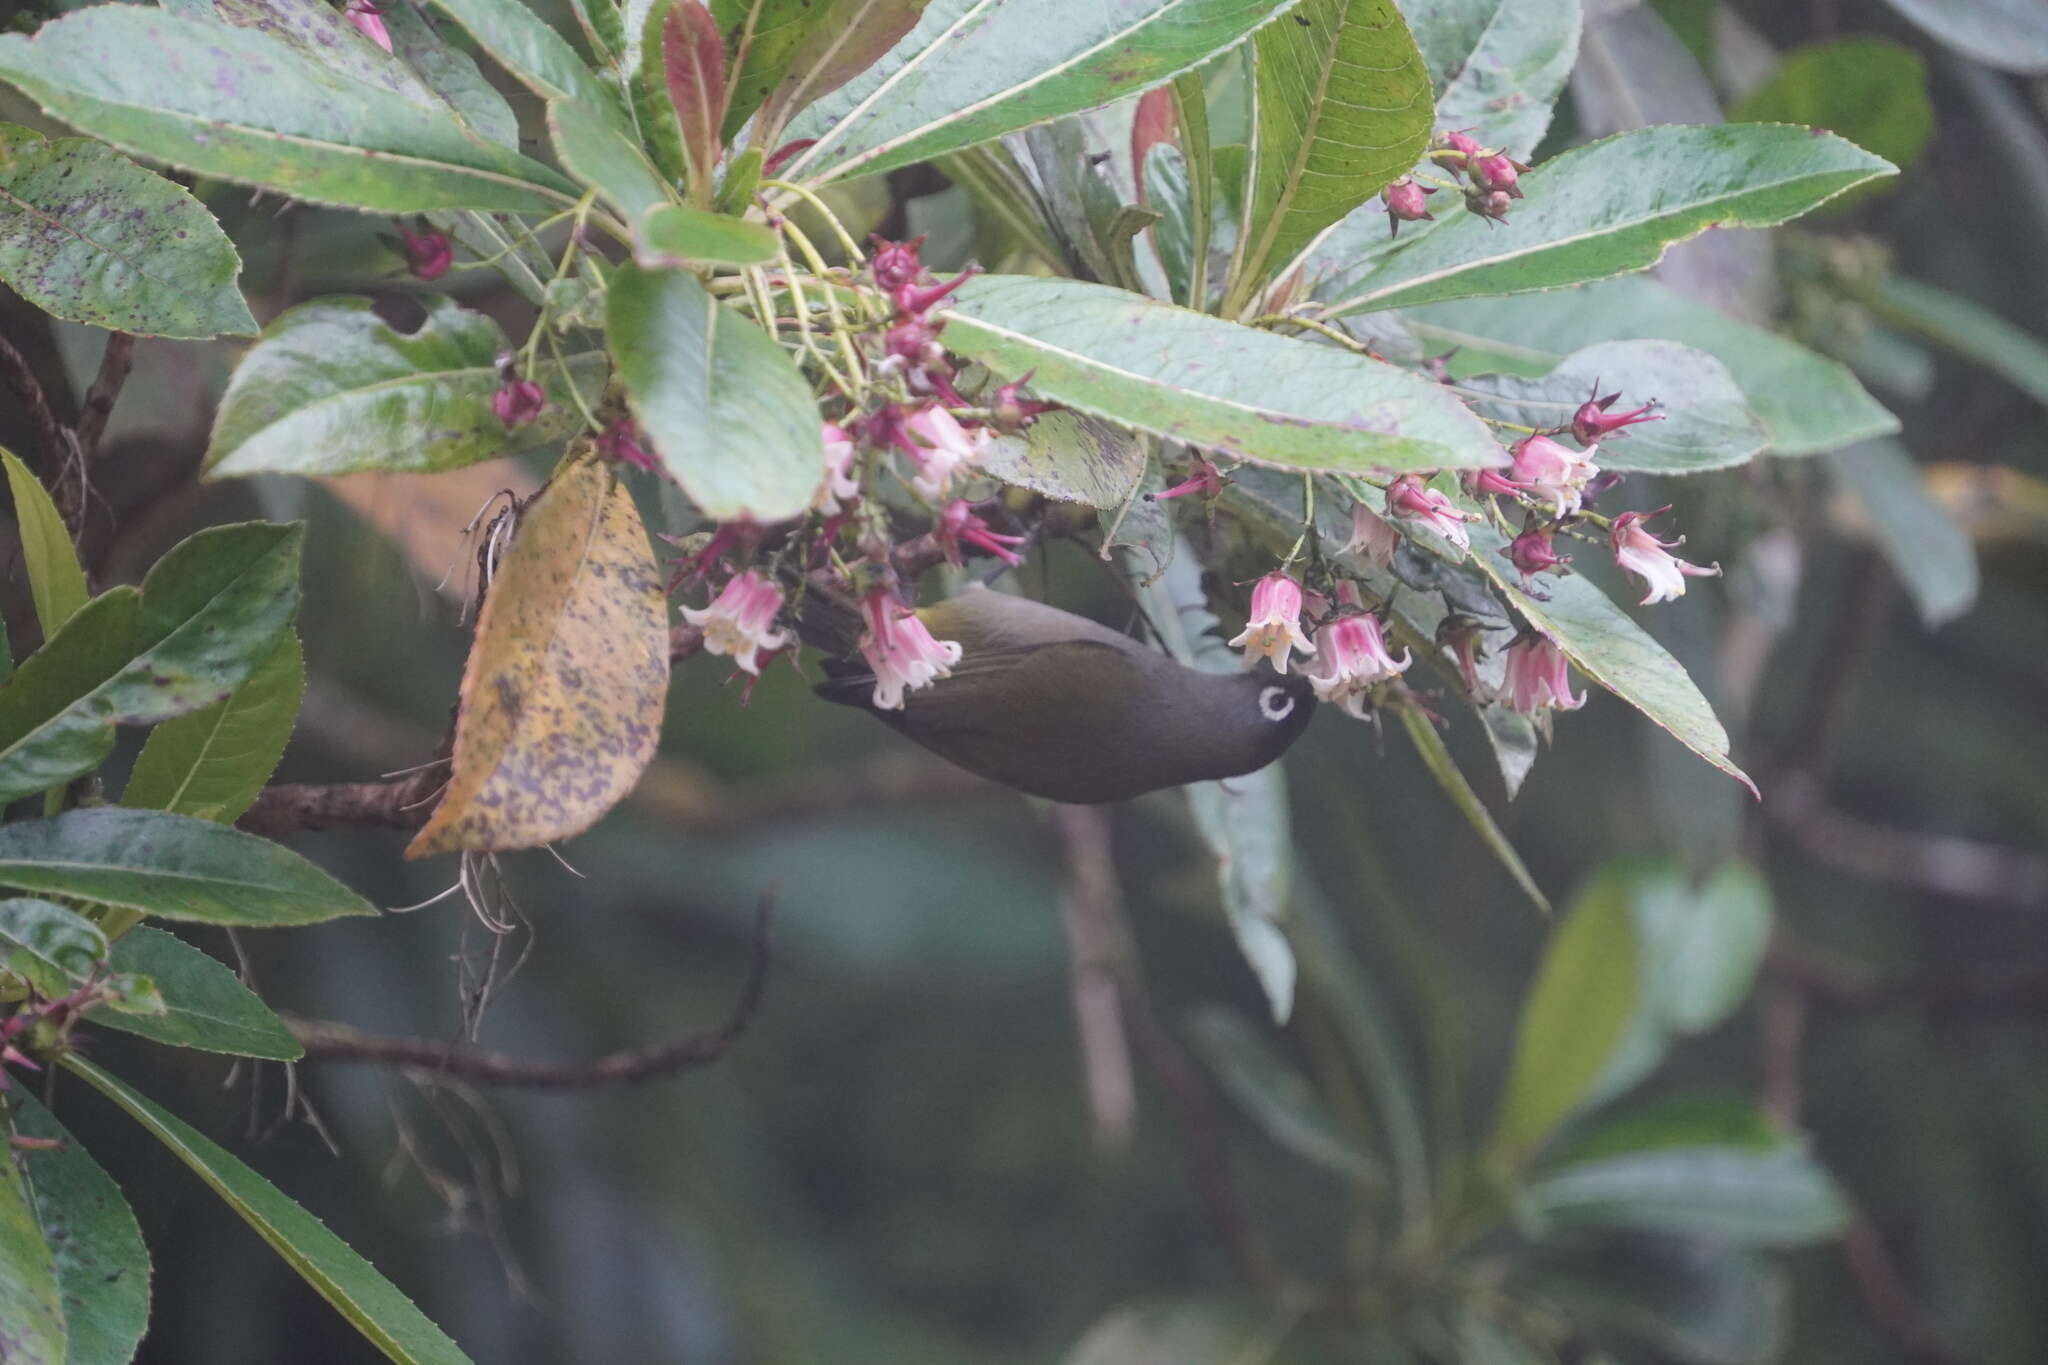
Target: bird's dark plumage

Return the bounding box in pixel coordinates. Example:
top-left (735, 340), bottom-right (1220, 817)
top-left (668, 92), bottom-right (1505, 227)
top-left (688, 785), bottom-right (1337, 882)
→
top-left (817, 588), bottom-right (1314, 803)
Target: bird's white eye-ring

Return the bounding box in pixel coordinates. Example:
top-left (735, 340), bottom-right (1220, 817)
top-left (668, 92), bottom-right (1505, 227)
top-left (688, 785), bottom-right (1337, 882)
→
top-left (1259, 685), bottom-right (1296, 721)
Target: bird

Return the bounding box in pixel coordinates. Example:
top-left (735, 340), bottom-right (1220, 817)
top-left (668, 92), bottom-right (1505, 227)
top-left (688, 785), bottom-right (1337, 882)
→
top-left (816, 586), bottom-right (1315, 804)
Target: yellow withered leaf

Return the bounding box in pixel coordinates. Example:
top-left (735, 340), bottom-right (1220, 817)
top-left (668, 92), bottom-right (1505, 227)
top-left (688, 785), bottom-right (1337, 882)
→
top-left (407, 458), bottom-right (669, 858)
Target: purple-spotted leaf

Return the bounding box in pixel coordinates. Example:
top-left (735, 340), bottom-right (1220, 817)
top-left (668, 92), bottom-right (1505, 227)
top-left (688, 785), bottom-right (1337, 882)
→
top-left (408, 458), bottom-right (670, 857)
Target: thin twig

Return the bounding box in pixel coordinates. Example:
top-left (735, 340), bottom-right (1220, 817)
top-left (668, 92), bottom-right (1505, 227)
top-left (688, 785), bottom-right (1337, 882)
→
top-left (1767, 932), bottom-right (2048, 1015)
top-left (74, 332), bottom-right (135, 460)
top-left (1841, 1215), bottom-right (1972, 1365)
top-left (1766, 772), bottom-right (2048, 909)
top-left (1052, 804), bottom-right (1138, 1150)
top-left (284, 897), bottom-right (774, 1090)
top-left (0, 329), bottom-right (85, 533)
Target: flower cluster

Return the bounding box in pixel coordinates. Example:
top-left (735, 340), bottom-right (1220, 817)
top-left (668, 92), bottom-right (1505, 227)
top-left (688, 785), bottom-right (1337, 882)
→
top-left (1429, 129), bottom-right (1530, 225)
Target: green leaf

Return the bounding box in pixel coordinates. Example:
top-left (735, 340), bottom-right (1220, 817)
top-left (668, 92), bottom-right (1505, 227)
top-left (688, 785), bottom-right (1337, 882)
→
top-left (1466, 521), bottom-right (1755, 794)
top-left (0, 809), bottom-right (374, 927)
top-left (1489, 863), bottom-right (1641, 1165)
top-left (1, 447), bottom-right (89, 639)
top-left (980, 410), bottom-right (1146, 508)
top-left (1144, 143), bottom-right (1197, 305)
top-left (1423, 0), bottom-right (1581, 158)
top-left (1232, 0), bottom-right (1431, 305)
top-left (1401, 277), bottom-right (1898, 457)
top-left (1396, 707), bottom-right (1547, 914)
top-left (0, 8), bottom-right (580, 214)
top-left (0, 898), bottom-right (107, 998)
top-left (1590, 860), bottom-right (1773, 1104)
top-left (1453, 340), bottom-right (1768, 474)
top-left (1871, 275), bottom-right (2048, 409)
top-left (206, 298), bottom-right (606, 478)
top-left (606, 261), bottom-right (825, 522)
top-left (1522, 1096), bottom-right (1848, 1247)
top-left (1186, 1005), bottom-right (1378, 1184)
top-left (1727, 38), bottom-right (1932, 185)
top-left (5, 1093), bottom-right (151, 1365)
top-left (123, 633), bottom-right (303, 824)
top-left (428, 0), bottom-right (618, 106)
top-left (383, 5), bottom-right (521, 149)
top-left (1823, 439), bottom-right (1979, 629)
top-left (0, 124), bottom-right (256, 340)
top-left (636, 202), bottom-right (781, 267)
top-left (1879, 0), bottom-right (2048, 75)
top-left (62, 1055), bottom-right (474, 1365)
top-left (547, 94), bottom-right (675, 221)
top-left (629, 0), bottom-right (689, 186)
top-left (944, 274), bottom-right (1504, 473)
top-left (90, 926), bottom-right (303, 1059)
top-left (1140, 547), bottom-right (1294, 1023)
top-left (0, 524), bottom-right (302, 806)
top-left (0, 1126), bottom-right (66, 1365)
top-left (713, 0), bottom-right (851, 141)
top-left (1322, 124), bottom-right (1895, 316)
top-left (779, 0), bottom-right (1297, 185)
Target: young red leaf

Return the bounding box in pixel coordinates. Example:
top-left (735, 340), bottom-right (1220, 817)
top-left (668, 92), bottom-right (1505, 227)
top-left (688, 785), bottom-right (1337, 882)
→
top-left (1131, 85), bottom-right (1177, 200)
top-left (663, 0), bottom-right (728, 199)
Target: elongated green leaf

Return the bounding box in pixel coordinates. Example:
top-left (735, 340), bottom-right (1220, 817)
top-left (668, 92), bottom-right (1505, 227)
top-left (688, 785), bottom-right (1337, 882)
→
top-left (1454, 340), bottom-right (1768, 474)
top-left (1728, 38), bottom-right (1932, 184)
top-left (1423, 0), bottom-right (1580, 158)
top-left (607, 261), bottom-right (825, 521)
top-left (6, 1093), bottom-right (151, 1365)
top-left (714, 0), bottom-right (850, 140)
top-left (207, 298), bottom-right (606, 478)
top-left (1467, 521), bottom-right (1754, 793)
top-left (1523, 1099), bottom-right (1845, 1246)
top-left (90, 926), bottom-right (302, 1059)
top-left (1872, 275), bottom-right (2048, 409)
top-left (0, 524), bottom-right (302, 806)
top-left (428, 0), bottom-right (617, 106)
top-left (548, 95), bottom-right (675, 220)
top-left (1396, 707), bottom-right (1547, 914)
top-left (383, 5), bottom-right (521, 149)
top-left (0, 898), bottom-right (106, 998)
top-left (780, 0), bottom-right (1297, 185)
top-left (209, 0), bottom-right (447, 106)
top-left (0, 1135), bottom-right (65, 1365)
top-left (980, 410), bottom-right (1146, 508)
top-left (123, 634), bottom-right (303, 824)
top-left (1144, 143), bottom-right (1197, 305)
top-left (1323, 125), bottom-right (1895, 316)
top-left (1186, 1006), bottom-right (1377, 1183)
top-left (945, 274), bottom-right (1504, 473)
top-left (636, 202), bottom-right (781, 267)
top-left (0, 8), bottom-right (580, 214)
top-left (1824, 439), bottom-right (1979, 629)
top-left (0, 809), bottom-right (373, 927)
top-left (1489, 862), bottom-right (1640, 1165)
top-left (1401, 278), bottom-right (1898, 457)
top-left (2, 447), bottom-right (89, 639)
top-left (64, 1055), bottom-right (473, 1365)
top-left (0, 124), bottom-right (255, 339)
top-left (1142, 548), bottom-right (1295, 1023)
top-left (1234, 0), bottom-right (1431, 302)
top-left (1881, 0), bottom-right (2048, 75)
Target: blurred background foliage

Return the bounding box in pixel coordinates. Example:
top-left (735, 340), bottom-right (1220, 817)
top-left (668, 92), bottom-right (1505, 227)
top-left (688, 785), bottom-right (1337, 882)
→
top-left (3, 0), bottom-right (2047, 1361)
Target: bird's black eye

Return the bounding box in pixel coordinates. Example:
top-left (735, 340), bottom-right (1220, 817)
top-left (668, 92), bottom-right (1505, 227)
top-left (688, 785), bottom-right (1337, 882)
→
top-left (1258, 685), bottom-right (1296, 722)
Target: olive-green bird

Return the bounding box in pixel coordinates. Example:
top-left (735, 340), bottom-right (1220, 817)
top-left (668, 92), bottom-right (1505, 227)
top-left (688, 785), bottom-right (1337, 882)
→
top-left (817, 586), bottom-right (1316, 804)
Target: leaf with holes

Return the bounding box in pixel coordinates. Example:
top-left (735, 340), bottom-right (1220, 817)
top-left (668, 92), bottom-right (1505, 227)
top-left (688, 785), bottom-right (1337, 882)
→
top-left (0, 123), bottom-right (256, 339)
top-left (409, 459), bottom-right (670, 857)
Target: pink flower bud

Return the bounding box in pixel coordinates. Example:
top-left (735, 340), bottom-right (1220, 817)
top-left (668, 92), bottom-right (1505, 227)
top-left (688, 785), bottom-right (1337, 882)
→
top-left (859, 590), bottom-right (962, 710)
top-left (1506, 524), bottom-right (1567, 580)
top-left (682, 570), bottom-right (789, 676)
top-left (1303, 612), bottom-right (1410, 719)
top-left (884, 316), bottom-right (946, 370)
top-left (397, 225), bottom-right (452, 280)
top-left (812, 422), bottom-right (860, 515)
top-left (1383, 177), bottom-right (1435, 237)
top-left (869, 235), bottom-right (927, 292)
top-left (1437, 615), bottom-right (1487, 697)
top-left (1344, 500), bottom-right (1402, 567)
top-left (988, 374), bottom-right (1056, 434)
top-left (1432, 130), bottom-right (1483, 174)
top-left (1502, 632), bottom-right (1586, 716)
top-left (491, 377), bottom-right (547, 428)
top-left (896, 404), bottom-right (990, 502)
top-left (1571, 387), bottom-right (1663, 446)
top-left (596, 418), bottom-right (656, 471)
top-left (1463, 467), bottom-right (1524, 499)
top-left (936, 500), bottom-right (1027, 567)
top-left (1507, 434), bottom-right (1597, 517)
top-left (1228, 571), bottom-right (1316, 674)
top-left (345, 0), bottom-right (392, 52)
top-left (1384, 473), bottom-right (1473, 552)
top-left (1151, 455), bottom-right (1227, 503)
top-left (1470, 153), bottom-right (1525, 199)
top-left (893, 266), bottom-right (978, 320)
top-left (1465, 184), bottom-right (1514, 223)
top-left (1610, 507), bottom-right (1719, 605)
